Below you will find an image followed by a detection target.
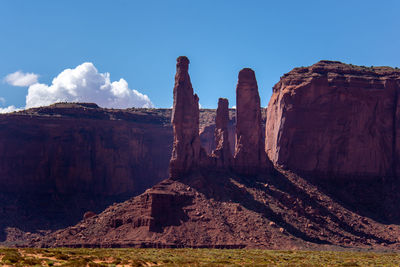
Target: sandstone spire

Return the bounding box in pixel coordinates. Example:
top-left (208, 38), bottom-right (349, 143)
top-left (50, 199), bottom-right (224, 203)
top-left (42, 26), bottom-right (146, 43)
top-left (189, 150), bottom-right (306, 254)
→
top-left (169, 56), bottom-right (204, 179)
top-left (211, 98), bottom-right (233, 169)
top-left (234, 68), bottom-right (269, 175)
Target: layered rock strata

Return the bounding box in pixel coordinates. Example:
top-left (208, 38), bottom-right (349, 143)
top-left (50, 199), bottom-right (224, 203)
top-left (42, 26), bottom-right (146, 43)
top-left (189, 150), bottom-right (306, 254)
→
top-left (266, 60), bottom-right (400, 179)
top-left (0, 103), bottom-right (244, 238)
top-left (7, 59), bottom-right (400, 250)
top-left (0, 104), bottom-right (175, 239)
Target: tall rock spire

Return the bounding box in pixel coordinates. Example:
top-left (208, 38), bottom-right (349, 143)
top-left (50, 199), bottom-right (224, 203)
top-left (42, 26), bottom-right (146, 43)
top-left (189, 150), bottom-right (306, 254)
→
top-left (234, 68), bottom-right (270, 175)
top-left (211, 98), bottom-right (233, 169)
top-left (169, 56), bottom-right (204, 179)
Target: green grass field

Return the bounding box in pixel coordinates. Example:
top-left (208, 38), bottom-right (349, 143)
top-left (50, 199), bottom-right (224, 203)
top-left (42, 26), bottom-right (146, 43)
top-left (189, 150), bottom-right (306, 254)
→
top-left (1, 247), bottom-right (400, 266)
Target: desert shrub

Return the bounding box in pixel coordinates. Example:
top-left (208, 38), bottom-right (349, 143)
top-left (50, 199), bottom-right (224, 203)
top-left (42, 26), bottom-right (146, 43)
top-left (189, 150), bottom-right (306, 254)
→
top-left (2, 250), bottom-right (23, 264)
top-left (131, 259), bottom-right (146, 267)
top-left (340, 262), bottom-right (360, 267)
top-left (22, 257), bottom-right (43, 266)
top-left (112, 257), bottom-right (122, 264)
top-left (60, 258), bottom-right (88, 266)
top-left (88, 262), bottom-right (108, 267)
top-left (55, 253), bottom-right (70, 260)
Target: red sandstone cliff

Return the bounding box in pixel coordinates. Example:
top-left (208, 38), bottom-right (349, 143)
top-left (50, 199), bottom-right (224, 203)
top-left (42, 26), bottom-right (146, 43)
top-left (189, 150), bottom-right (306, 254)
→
top-left (0, 103), bottom-right (173, 196)
top-left (0, 103), bottom-right (174, 236)
top-left (6, 59), bottom-right (400, 250)
top-left (0, 102), bottom-right (232, 236)
top-left (266, 61), bottom-right (400, 179)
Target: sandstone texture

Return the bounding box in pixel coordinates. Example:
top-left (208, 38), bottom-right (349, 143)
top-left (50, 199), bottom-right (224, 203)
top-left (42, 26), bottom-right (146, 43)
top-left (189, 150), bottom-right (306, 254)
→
top-left (199, 109), bottom-right (268, 156)
top-left (0, 103), bottom-right (172, 197)
top-left (266, 61), bottom-right (400, 179)
top-left (0, 103), bottom-right (173, 238)
top-left (22, 168), bottom-right (400, 250)
top-left (0, 102), bottom-right (239, 239)
top-left (235, 68), bottom-right (271, 175)
top-left (170, 56), bottom-right (208, 179)
top-left (211, 98), bottom-right (233, 169)
top-left (5, 58), bottom-right (400, 251)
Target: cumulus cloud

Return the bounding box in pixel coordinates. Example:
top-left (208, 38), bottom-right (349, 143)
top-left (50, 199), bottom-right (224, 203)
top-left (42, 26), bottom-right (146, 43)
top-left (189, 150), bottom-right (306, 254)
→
top-left (25, 62), bottom-right (153, 109)
top-left (4, 71), bottom-right (39, 87)
top-left (0, 105), bottom-right (19, 114)
top-left (0, 97), bottom-right (5, 105)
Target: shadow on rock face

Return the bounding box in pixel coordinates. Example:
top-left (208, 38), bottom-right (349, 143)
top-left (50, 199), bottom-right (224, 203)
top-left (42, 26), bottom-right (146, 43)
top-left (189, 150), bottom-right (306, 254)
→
top-left (300, 173), bottom-right (400, 225)
top-left (13, 168), bottom-right (400, 249)
top-left (179, 169), bottom-right (394, 247)
top-left (147, 190), bottom-right (192, 233)
top-left (0, 192), bottom-right (133, 243)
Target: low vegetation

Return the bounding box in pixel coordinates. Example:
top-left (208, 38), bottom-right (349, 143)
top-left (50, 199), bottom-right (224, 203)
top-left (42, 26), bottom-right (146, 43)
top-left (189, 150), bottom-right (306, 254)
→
top-left (0, 247), bottom-right (399, 266)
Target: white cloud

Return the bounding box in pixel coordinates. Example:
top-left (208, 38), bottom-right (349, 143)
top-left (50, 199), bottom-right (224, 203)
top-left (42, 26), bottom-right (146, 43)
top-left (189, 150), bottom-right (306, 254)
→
top-left (0, 97), bottom-right (19, 113)
top-left (4, 71), bottom-right (39, 87)
top-left (0, 105), bottom-right (19, 114)
top-left (25, 62), bottom-right (153, 109)
top-left (231, 105), bottom-right (236, 109)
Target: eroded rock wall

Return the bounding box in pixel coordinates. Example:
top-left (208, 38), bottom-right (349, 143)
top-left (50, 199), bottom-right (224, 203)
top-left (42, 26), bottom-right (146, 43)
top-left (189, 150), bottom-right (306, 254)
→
top-left (266, 61), bottom-right (400, 179)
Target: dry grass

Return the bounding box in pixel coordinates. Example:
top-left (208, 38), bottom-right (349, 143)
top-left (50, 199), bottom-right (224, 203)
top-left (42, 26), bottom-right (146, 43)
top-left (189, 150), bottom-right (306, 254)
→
top-left (0, 247), bottom-right (399, 266)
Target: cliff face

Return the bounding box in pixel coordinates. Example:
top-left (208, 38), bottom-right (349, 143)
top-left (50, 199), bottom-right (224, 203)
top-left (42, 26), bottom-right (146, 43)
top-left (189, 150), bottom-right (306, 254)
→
top-left (0, 103), bottom-right (173, 196)
top-left (23, 58), bottom-right (400, 250)
top-left (0, 103), bottom-right (175, 236)
top-left (0, 103), bottom-right (237, 235)
top-left (266, 61), bottom-right (400, 179)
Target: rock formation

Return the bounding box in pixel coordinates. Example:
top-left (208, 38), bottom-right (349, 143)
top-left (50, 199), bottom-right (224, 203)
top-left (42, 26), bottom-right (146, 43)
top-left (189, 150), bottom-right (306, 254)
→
top-left (6, 59), bottom-right (400, 250)
top-left (234, 68), bottom-right (271, 175)
top-left (211, 98), bottom-right (233, 169)
top-left (22, 168), bottom-right (400, 250)
top-left (266, 60), bottom-right (400, 179)
top-left (0, 101), bottom-right (239, 238)
top-left (169, 56), bottom-right (208, 179)
top-left (170, 63), bottom-right (271, 175)
top-left (199, 109), bottom-right (236, 155)
top-left (0, 103), bottom-right (174, 238)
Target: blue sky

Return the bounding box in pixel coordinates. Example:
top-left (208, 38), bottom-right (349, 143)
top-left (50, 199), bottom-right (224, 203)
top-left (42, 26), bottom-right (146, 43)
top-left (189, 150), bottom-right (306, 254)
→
top-left (1, 0), bottom-right (399, 110)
